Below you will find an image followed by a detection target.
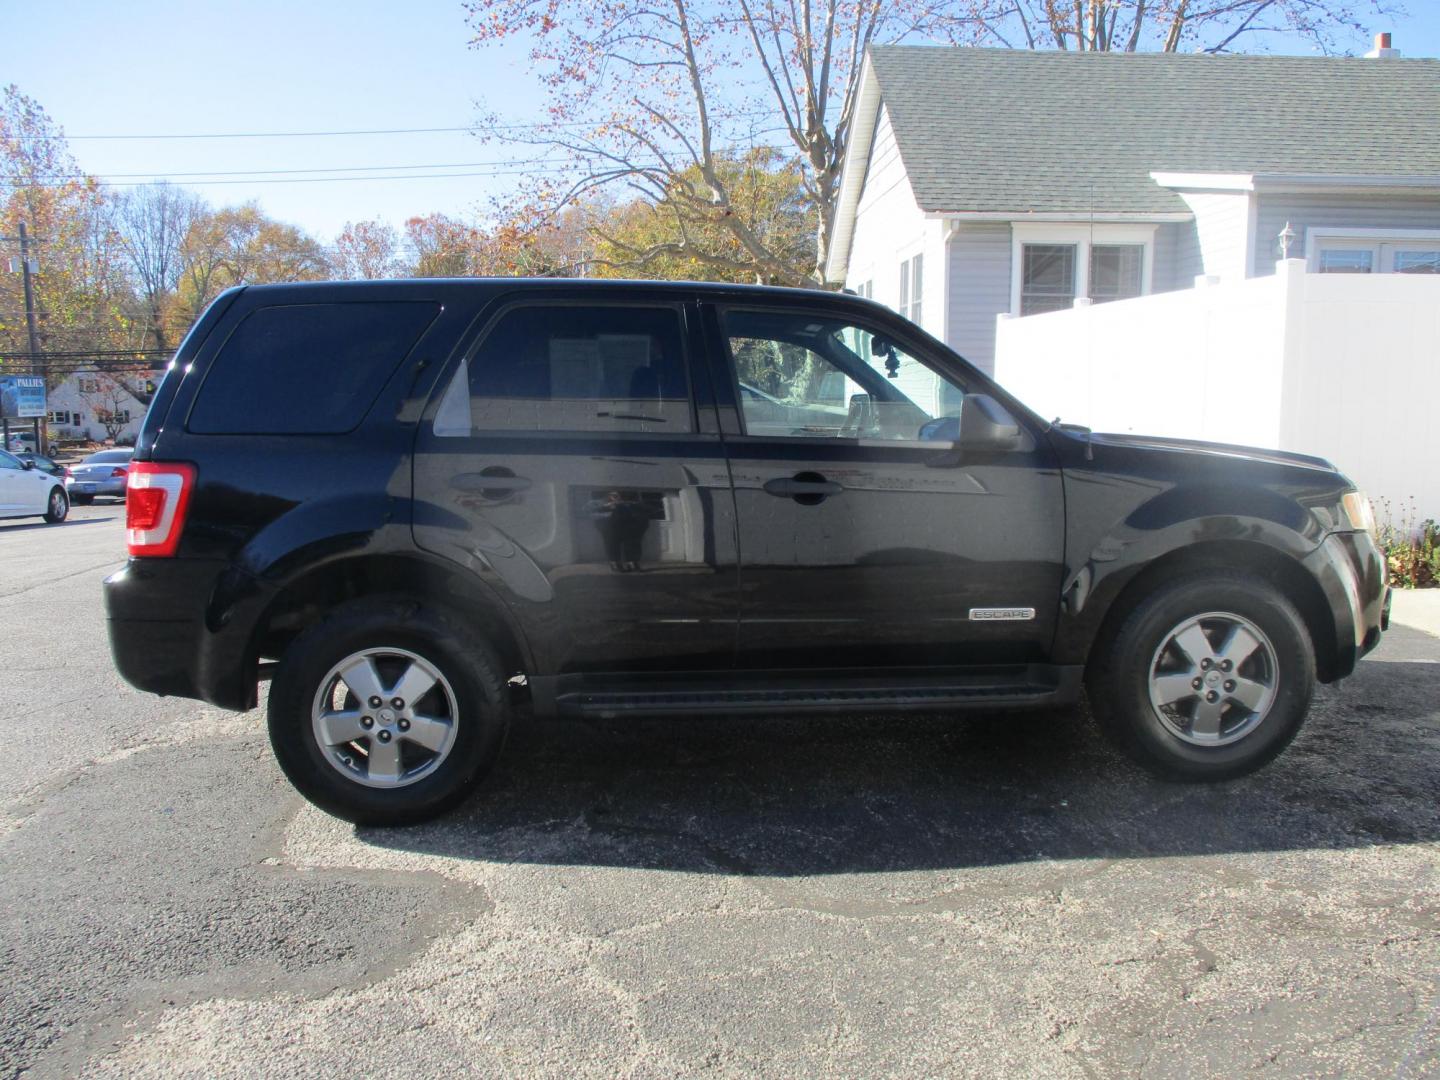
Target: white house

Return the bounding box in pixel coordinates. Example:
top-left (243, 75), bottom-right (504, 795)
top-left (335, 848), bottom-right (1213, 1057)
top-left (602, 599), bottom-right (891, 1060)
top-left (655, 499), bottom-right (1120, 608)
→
top-left (824, 41), bottom-right (1440, 520)
top-left (824, 42), bottom-right (1440, 376)
top-left (46, 373), bottom-right (148, 444)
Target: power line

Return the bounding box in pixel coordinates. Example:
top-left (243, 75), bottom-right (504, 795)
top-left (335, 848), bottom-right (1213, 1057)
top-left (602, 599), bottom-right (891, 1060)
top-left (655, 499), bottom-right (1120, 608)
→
top-left (46, 113), bottom-right (776, 141)
top-left (28, 157), bottom-right (565, 181)
top-left (21, 166), bottom-right (576, 189)
top-left (55, 125), bottom-right (484, 140)
top-left (48, 122), bottom-right (599, 141)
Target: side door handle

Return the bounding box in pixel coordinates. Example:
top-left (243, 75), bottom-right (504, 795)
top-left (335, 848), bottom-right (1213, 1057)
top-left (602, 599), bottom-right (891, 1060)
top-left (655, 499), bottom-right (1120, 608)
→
top-left (452, 469), bottom-right (532, 497)
top-left (763, 472), bottom-right (843, 505)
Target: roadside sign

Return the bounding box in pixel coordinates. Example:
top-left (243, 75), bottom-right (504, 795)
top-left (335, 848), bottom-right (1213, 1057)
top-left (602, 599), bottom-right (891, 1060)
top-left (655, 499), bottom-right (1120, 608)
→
top-left (0, 375), bottom-right (46, 419)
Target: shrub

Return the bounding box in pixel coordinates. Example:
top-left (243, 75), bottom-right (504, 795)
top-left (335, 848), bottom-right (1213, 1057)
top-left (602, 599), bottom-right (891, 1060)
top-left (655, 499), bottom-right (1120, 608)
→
top-left (1376, 497), bottom-right (1440, 589)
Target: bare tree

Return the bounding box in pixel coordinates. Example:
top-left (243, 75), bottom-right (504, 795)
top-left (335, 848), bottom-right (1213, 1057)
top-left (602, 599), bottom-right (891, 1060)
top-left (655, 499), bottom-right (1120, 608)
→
top-left (77, 373), bottom-right (135, 442)
top-left (466, 0), bottom-right (1399, 282)
top-left (465, 0), bottom-right (987, 284)
top-left (112, 183), bottom-right (204, 352)
top-left (972, 0), bottom-right (1402, 55)
top-left (331, 219), bottom-right (404, 279)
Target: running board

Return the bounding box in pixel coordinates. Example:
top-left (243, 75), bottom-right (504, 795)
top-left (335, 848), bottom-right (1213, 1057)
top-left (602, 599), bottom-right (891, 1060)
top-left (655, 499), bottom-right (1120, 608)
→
top-left (530, 665), bottom-right (1083, 720)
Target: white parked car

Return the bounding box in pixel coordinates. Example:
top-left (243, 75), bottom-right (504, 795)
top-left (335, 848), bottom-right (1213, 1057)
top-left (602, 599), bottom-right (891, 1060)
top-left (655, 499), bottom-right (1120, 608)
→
top-left (0, 448), bottom-right (69, 523)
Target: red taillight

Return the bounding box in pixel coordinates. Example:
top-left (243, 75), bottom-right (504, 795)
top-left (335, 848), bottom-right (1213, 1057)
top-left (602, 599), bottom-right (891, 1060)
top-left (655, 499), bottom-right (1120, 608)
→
top-left (126, 462), bottom-right (196, 557)
top-left (111, 467), bottom-right (128, 478)
top-left (62, 467), bottom-right (72, 478)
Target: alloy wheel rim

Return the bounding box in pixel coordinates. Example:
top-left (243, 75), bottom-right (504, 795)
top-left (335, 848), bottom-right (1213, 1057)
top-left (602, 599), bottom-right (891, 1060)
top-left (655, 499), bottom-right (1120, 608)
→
top-left (51, 491), bottom-right (65, 517)
top-left (311, 647), bottom-right (459, 789)
top-left (1147, 611), bottom-right (1279, 747)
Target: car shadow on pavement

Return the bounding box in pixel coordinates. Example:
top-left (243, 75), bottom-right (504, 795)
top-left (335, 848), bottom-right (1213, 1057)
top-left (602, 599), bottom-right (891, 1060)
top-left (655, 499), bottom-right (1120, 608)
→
top-left (0, 516), bottom-right (118, 534)
top-left (362, 648), bottom-right (1440, 876)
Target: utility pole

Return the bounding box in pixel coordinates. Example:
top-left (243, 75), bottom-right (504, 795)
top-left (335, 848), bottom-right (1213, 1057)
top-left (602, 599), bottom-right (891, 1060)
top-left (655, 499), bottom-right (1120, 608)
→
top-left (4, 223), bottom-right (45, 453)
top-left (17, 223), bottom-right (41, 378)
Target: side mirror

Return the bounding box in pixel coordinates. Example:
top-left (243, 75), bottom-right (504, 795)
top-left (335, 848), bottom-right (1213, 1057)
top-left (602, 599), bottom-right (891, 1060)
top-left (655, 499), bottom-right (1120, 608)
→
top-left (21, 459), bottom-right (35, 470)
top-left (958, 394), bottom-right (1022, 451)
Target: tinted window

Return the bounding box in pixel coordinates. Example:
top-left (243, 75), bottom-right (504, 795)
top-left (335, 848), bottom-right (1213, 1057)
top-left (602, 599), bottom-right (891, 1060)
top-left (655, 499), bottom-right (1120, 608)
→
top-left (189, 302), bottom-right (439, 435)
top-left (85, 450), bottom-right (134, 464)
top-left (434, 305), bottom-right (691, 435)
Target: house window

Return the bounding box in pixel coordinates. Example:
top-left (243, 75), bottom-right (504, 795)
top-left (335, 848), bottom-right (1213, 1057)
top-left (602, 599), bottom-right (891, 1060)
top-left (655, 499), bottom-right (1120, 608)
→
top-left (1394, 250), bottom-right (1440, 274)
top-left (1089, 245), bottom-right (1145, 303)
top-left (1317, 248), bottom-right (1373, 274)
top-left (1011, 224), bottom-right (1156, 317)
top-left (1021, 245), bottom-right (1077, 315)
top-left (898, 253), bottom-right (923, 325)
top-left (853, 279), bottom-right (873, 299)
top-left (1308, 229), bottom-right (1440, 275)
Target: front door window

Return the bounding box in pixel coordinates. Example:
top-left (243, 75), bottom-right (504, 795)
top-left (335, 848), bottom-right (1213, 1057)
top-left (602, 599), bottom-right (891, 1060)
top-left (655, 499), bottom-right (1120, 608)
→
top-left (723, 309), bottom-right (964, 441)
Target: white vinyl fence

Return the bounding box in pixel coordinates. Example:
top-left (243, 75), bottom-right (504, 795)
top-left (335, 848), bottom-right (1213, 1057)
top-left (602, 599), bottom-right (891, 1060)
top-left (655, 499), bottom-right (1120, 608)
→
top-left (994, 259), bottom-right (1440, 526)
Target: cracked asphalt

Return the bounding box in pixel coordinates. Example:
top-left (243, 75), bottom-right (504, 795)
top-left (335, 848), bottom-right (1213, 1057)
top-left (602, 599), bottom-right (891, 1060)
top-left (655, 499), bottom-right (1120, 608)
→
top-left (2, 506), bottom-right (1438, 1078)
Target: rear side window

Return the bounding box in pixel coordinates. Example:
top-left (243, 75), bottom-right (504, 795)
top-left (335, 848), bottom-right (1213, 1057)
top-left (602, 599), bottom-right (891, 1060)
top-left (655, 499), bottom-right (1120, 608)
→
top-left (188, 302), bottom-right (439, 434)
top-left (433, 304), bottom-right (692, 435)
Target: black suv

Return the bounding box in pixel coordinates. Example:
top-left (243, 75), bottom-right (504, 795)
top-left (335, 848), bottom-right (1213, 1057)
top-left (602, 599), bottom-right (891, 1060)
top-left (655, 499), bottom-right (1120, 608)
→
top-left (105, 280), bottom-right (1390, 825)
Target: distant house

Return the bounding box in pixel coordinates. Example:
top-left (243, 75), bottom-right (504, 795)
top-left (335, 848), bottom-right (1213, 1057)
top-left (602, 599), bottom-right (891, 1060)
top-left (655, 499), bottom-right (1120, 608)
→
top-left (46, 374), bottom-right (146, 444)
top-left (824, 42), bottom-right (1440, 376)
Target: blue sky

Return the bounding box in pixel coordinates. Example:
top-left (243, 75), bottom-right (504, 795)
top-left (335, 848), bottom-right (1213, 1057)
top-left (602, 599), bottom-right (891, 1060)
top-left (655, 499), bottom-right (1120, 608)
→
top-left (9, 0), bottom-right (1439, 243)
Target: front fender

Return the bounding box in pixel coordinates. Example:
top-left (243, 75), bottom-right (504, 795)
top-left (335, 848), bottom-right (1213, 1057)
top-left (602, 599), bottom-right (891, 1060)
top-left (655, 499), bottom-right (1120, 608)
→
top-left (1052, 476), bottom-right (1331, 665)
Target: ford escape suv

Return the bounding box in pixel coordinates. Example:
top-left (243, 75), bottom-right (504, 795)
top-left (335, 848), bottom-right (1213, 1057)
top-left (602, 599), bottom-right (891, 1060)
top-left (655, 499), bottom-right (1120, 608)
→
top-left (105, 280), bottom-right (1390, 825)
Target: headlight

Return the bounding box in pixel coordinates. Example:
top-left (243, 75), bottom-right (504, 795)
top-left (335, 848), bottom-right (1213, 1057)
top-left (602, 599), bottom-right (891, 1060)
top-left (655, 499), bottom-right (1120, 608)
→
top-left (1340, 491), bottom-right (1376, 538)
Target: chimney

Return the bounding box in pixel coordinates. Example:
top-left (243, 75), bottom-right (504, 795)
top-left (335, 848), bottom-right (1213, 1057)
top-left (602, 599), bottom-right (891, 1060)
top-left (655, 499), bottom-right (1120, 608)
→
top-left (1365, 32), bottom-right (1401, 58)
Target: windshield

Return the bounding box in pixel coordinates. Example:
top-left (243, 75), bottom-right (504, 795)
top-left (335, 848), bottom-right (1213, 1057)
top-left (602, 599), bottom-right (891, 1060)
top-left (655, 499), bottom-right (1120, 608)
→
top-left (85, 450), bottom-right (134, 464)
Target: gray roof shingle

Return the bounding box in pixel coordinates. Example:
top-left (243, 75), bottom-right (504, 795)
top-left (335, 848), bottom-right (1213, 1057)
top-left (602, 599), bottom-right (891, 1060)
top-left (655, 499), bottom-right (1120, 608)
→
top-left (868, 46), bottom-right (1440, 214)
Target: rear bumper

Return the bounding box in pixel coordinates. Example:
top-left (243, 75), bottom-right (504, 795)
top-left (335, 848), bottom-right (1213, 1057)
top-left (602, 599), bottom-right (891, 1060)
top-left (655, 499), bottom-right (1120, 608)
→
top-left (71, 479), bottom-right (127, 497)
top-left (1302, 530), bottom-right (1389, 681)
top-left (104, 558), bottom-right (266, 711)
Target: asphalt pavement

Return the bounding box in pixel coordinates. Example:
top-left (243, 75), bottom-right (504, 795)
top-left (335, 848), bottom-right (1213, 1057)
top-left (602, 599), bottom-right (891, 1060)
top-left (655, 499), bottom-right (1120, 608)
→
top-left (2, 506), bottom-right (1437, 1078)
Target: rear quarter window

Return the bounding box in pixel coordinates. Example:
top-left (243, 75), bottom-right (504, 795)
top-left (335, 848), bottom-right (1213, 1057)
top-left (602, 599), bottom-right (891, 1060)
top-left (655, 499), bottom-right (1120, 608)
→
top-left (187, 302), bottom-right (439, 435)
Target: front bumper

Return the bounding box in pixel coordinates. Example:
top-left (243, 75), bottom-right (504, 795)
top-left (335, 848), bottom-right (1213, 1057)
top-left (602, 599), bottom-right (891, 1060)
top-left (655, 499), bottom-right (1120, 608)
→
top-left (1301, 530), bottom-right (1389, 680)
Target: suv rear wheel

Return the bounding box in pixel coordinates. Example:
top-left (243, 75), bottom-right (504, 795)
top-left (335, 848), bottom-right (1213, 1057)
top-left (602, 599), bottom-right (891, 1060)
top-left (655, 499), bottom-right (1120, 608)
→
top-left (1088, 573), bottom-right (1314, 781)
top-left (267, 598), bottom-right (510, 825)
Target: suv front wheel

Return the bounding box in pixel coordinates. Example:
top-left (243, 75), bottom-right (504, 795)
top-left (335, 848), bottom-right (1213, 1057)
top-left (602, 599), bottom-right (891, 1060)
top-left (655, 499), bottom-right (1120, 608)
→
top-left (1088, 573), bottom-right (1315, 781)
top-left (267, 598), bottom-right (510, 825)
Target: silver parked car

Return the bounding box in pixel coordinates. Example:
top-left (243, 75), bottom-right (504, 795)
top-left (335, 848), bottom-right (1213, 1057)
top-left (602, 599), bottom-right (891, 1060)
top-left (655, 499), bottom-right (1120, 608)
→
top-left (68, 448), bottom-right (133, 504)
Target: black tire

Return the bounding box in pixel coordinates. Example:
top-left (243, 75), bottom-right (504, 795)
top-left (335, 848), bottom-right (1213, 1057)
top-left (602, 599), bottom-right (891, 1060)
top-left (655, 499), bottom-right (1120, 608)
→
top-left (1087, 572), bottom-right (1315, 781)
top-left (71, 493), bottom-right (93, 505)
top-left (267, 597), bottom-right (511, 826)
top-left (43, 486), bottom-right (69, 523)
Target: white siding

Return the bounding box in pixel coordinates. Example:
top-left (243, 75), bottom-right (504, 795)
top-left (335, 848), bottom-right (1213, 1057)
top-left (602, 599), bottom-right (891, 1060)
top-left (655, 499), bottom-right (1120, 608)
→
top-left (1175, 190), bottom-right (1255, 283)
top-left (944, 223), bottom-right (1011, 376)
top-left (1153, 220), bottom-right (1203, 293)
top-left (843, 104), bottom-right (950, 411)
top-left (46, 376), bottom-right (146, 443)
top-left (1251, 192), bottom-right (1440, 276)
top-left (844, 105), bottom-right (932, 328)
